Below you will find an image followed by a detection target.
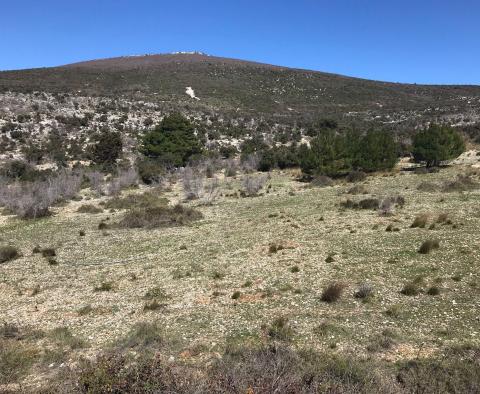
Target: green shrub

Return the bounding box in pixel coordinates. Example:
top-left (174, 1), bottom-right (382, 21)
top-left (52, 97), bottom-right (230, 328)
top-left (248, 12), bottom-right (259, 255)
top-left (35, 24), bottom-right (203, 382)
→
top-left (412, 124), bottom-right (465, 167)
top-left (89, 130), bottom-right (123, 169)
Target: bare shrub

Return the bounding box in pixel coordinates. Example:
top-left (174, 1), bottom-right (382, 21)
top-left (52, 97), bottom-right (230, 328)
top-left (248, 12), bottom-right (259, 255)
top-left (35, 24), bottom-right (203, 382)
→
top-left (0, 170), bottom-right (82, 218)
top-left (183, 167), bottom-right (204, 200)
top-left (202, 178), bottom-right (220, 205)
top-left (311, 175), bottom-right (333, 187)
top-left (417, 181), bottom-right (439, 192)
top-left (241, 154), bottom-right (260, 173)
top-left (442, 174), bottom-right (479, 192)
top-left (104, 191), bottom-right (167, 210)
top-left (346, 185), bottom-right (368, 195)
top-left (224, 160), bottom-right (238, 177)
top-left (379, 195), bottom-right (405, 215)
top-left (116, 167), bottom-right (138, 189)
top-left (85, 171), bottom-right (104, 195)
top-left (241, 174), bottom-right (267, 197)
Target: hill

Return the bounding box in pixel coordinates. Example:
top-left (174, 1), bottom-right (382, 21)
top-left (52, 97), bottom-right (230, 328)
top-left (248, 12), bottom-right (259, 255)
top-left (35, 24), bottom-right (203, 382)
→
top-left (1, 53), bottom-right (480, 126)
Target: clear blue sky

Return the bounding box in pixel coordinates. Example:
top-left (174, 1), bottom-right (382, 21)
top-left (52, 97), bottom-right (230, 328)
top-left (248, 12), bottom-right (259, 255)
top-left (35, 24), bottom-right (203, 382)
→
top-left (1, 0), bottom-right (479, 84)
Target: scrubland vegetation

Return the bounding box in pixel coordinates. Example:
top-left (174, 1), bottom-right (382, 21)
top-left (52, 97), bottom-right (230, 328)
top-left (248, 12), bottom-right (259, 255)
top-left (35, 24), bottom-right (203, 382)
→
top-left (1, 98), bottom-right (480, 391)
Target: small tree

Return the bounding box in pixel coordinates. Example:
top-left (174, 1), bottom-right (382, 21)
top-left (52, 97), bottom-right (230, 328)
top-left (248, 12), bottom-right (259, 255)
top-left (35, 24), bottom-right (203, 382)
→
top-left (299, 130), bottom-right (350, 177)
top-left (140, 113), bottom-right (202, 167)
top-left (412, 125), bottom-right (465, 167)
top-left (355, 129), bottom-right (398, 172)
top-left (90, 130), bottom-right (123, 169)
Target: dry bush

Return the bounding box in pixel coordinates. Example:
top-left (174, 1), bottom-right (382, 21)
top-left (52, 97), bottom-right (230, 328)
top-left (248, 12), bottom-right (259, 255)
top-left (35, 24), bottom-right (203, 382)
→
top-left (418, 239), bottom-right (440, 254)
top-left (311, 175), bottom-right (334, 187)
top-left (241, 154), bottom-right (260, 173)
top-left (442, 174), bottom-right (479, 192)
top-left (65, 344), bottom-right (387, 394)
top-left (77, 204), bottom-right (103, 214)
top-left (346, 184), bottom-right (368, 195)
top-left (341, 198), bottom-right (380, 210)
top-left (436, 212), bottom-right (452, 225)
top-left (104, 191), bottom-right (167, 210)
top-left (0, 245), bottom-right (19, 264)
top-left (0, 170), bottom-right (82, 218)
top-left (378, 195), bottom-right (405, 215)
top-left (417, 181), bottom-right (439, 192)
top-left (401, 282), bottom-right (422, 296)
top-left (411, 214), bottom-right (429, 228)
top-left (266, 316), bottom-right (294, 341)
top-left (183, 166), bottom-right (204, 200)
top-left (321, 282), bottom-right (346, 303)
top-left (118, 205), bottom-right (203, 229)
top-left (241, 174), bottom-right (267, 197)
top-left (224, 159), bottom-right (238, 177)
top-left (202, 178), bottom-right (220, 205)
top-left (346, 170), bottom-right (367, 183)
top-left (85, 171), bottom-right (104, 195)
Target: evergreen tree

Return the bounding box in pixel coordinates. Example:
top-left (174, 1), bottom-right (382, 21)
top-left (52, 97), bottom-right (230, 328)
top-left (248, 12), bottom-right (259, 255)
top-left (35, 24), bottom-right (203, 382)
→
top-left (140, 113), bottom-right (202, 167)
top-left (412, 124), bottom-right (465, 167)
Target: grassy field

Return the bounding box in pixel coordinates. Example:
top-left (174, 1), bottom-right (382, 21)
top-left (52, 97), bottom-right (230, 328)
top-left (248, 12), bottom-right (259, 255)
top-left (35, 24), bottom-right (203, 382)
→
top-left (1, 164), bottom-right (480, 390)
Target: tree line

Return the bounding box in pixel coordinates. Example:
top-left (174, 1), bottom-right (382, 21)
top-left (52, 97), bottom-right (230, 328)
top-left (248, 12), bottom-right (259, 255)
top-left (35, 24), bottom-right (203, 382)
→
top-left (11, 113), bottom-right (466, 182)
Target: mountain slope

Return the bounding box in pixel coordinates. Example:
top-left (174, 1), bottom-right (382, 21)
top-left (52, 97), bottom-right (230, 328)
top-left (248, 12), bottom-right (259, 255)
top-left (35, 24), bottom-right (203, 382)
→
top-left (1, 53), bottom-right (480, 125)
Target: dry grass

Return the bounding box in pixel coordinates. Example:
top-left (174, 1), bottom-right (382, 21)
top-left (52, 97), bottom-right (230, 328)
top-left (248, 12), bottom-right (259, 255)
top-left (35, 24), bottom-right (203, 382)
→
top-left (1, 165), bottom-right (480, 390)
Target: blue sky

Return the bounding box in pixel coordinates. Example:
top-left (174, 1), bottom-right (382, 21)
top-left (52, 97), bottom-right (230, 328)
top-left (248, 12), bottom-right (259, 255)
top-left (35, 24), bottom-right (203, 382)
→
top-left (1, 0), bottom-right (479, 84)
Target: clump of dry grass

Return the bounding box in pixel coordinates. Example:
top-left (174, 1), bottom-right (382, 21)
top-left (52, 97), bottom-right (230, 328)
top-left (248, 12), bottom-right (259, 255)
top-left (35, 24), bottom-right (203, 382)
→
top-left (417, 181), bottom-right (439, 192)
top-left (118, 204), bottom-right (202, 229)
top-left (341, 198), bottom-right (380, 210)
top-left (0, 245), bottom-right (19, 264)
top-left (401, 282), bottom-right (422, 296)
top-left (94, 282), bottom-right (114, 292)
top-left (104, 191), bottom-right (167, 210)
top-left (321, 282), bottom-right (346, 303)
top-left (411, 214), bottom-right (429, 228)
top-left (77, 204), bottom-right (103, 214)
top-left (442, 174), bottom-right (479, 192)
top-left (311, 175), bottom-right (333, 188)
top-left (346, 185), bottom-right (368, 195)
top-left (266, 316), bottom-right (294, 341)
top-left (436, 213), bottom-right (452, 225)
top-left (418, 239), bottom-right (440, 254)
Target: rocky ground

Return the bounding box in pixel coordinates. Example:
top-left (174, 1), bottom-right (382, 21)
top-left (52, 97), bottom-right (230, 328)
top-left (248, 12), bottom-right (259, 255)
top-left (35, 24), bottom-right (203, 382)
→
top-left (1, 157), bottom-right (480, 390)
